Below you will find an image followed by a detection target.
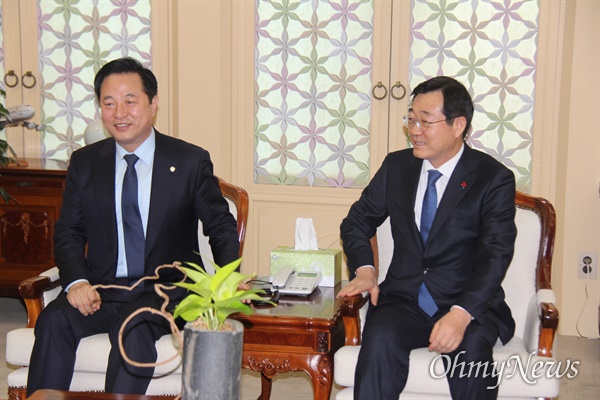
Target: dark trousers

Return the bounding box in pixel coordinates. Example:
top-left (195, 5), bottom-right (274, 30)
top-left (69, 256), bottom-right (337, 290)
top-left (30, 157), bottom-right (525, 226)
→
top-left (354, 298), bottom-right (500, 400)
top-left (26, 286), bottom-right (178, 396)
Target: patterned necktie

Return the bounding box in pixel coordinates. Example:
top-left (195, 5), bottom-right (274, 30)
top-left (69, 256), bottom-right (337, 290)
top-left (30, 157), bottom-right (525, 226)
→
top-left (122, 154), bottom-right (145, 280)
top-left (418, 169), bottom-right (442, 316)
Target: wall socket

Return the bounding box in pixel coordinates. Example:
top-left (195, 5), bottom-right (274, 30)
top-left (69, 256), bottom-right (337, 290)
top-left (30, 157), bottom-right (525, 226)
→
top-left (578, 251), bottom-right (598, 279)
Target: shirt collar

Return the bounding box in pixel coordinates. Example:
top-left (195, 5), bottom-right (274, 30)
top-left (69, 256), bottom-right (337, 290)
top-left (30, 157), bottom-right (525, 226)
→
top-left (116, 128), bottom-right (156, 165)
top-left (422, 143), bottom-right (465, 177)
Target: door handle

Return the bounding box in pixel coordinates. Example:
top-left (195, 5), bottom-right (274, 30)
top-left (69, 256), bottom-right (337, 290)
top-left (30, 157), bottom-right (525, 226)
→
top-left (390, 81), bottom-right (406, 100)
top-left (372, 81), bottom-right (388, 100)
top-left (22, 71), bottom-right (37, 89)
top-left (4, 70), bottom-right (19, 88)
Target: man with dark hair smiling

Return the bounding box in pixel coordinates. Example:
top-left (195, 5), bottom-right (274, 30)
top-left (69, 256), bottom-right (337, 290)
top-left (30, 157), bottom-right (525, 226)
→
top-left (338, 76), bottom-right (517, 399)
top-left (26, 57), bottom-right (240, 395)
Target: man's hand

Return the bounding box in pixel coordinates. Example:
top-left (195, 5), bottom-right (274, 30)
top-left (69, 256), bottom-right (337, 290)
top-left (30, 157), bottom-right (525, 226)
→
top-left (66, 281), bottom-right (101, 316)
top-left (238, 280), bottom-right (252, 304)
top-left (336, 266), bottom-right (380, 306)
top-left (428, 307), bottom-right (472, 354)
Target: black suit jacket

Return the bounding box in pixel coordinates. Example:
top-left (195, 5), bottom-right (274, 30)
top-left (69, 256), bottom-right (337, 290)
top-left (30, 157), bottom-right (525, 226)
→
top-left (340, 145), bottom-right (516, 343)
top-left (54, 130), bottom-right (240, 289)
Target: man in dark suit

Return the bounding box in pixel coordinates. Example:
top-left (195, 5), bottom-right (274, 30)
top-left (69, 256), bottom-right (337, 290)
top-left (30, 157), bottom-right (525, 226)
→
top-left (26, 57), bottom-right (240, 395)
top-left (338, 76), bottom-right (517, 399)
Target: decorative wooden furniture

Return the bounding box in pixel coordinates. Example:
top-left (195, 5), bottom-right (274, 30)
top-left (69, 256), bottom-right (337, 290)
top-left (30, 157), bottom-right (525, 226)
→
top-left (234, 285), bottom-right (345, 400)
top-left (0, 159), bottom-right (67, 298)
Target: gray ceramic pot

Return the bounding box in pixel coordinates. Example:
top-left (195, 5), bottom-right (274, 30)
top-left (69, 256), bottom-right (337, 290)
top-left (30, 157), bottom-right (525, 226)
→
top-left (182, 318), bottom-right (244, 400)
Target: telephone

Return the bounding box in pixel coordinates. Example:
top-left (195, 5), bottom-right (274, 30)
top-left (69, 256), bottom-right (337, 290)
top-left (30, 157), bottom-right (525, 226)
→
top-left (272, 266), bottom-right (322, 296)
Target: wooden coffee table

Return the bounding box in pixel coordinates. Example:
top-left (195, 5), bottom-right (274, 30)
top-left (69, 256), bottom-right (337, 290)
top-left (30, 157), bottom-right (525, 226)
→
top-left (233, 282), bottom-right (345, 400)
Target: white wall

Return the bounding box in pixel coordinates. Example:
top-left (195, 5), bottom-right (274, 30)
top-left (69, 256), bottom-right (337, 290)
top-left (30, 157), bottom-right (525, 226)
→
top-left (554, 0), bottom-right (600, 337)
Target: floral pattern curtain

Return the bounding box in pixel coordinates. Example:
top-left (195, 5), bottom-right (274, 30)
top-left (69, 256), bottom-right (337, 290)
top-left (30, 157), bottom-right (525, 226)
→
top-left (255, 0), bottom-right (539, 192)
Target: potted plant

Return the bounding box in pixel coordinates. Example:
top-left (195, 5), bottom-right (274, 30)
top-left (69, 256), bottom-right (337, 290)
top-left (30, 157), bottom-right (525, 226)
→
top-left (0, 88), bottom-right (19, 203)
top-left (173, 257), bottom-right (272, 400)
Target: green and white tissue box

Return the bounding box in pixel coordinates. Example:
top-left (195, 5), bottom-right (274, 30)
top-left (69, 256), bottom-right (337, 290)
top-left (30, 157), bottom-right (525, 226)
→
top-left (270, 246), bottom-right (342, 287)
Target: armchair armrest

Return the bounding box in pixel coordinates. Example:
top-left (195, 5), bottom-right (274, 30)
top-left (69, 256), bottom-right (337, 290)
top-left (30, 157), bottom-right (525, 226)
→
top-left (340, 294), bottom-right (369, 346)
top-left (533, 288), bottom-right (558, 358)
top-left (538, 301), bottom-right (559, 357)
top-left (19, 269), bottom-right (63, 328)
top-left (523, 288), bottom-right (558, 358)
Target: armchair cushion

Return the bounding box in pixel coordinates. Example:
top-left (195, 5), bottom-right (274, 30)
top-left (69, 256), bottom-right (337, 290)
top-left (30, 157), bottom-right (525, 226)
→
top-left (334, 329), bottom-right (560, 399)
top-left (6, 329), bottom-right (181, 375)
top-left (6, 329), bottom-right (183, 394)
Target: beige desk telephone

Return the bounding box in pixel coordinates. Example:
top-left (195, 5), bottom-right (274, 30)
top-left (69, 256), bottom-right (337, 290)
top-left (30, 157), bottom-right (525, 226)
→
top-left (272, 266), bottom-right (322, 296)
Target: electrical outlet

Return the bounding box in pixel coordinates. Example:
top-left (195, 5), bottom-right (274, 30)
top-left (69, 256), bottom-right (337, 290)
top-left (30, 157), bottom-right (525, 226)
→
top-left (578, 251), bottom-right (598, 279)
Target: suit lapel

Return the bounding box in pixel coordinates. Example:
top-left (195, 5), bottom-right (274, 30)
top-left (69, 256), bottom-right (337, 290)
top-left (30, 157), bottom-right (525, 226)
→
top-left (401, 156), bottom-right (424, 249)
top-left (145, 132), bottom-right (179, 253)
top-left (92, 140), bottom-right (118, 254)
top-left (428, 146), bottom-right (478, 242)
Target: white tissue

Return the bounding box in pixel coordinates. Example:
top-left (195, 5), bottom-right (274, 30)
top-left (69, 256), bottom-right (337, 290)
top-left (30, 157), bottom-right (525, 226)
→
top-left (294, 217), bottom-right (318, 250)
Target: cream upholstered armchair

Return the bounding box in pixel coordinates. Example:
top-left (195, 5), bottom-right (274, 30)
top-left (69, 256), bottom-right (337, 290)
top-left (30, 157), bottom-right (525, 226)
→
top-left (334, 192), bottom-right (560, 400)
top-left (6, 179), bottom-right (248, 399)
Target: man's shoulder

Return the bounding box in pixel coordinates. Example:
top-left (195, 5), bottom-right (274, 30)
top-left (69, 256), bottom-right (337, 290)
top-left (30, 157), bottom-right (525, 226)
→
top-left (465, 145), bottom-right (512, 174)
top-left (383, 148), bottom-right (416, 164)
top-left (155, 131), bottom-right (209, 157)
top-left (70, 137), bottom-right (113, 163)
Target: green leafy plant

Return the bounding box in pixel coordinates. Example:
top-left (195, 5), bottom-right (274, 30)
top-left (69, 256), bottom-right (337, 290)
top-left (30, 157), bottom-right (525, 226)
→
top-left (0, 88), bottom-right (18, 203)
top-left (173, 258), bottom-right (273, 330)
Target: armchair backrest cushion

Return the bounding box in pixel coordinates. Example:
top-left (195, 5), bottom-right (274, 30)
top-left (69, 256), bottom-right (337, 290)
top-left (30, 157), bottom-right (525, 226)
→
top-left (198, 179), bottom-right (249, 273)
top-left (502, 206), bottom-right (541, 340)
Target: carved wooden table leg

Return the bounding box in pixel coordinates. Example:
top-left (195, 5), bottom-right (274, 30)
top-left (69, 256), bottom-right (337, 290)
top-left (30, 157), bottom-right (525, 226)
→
top-left (258, 373), bottom-right (272, 400)
top-left (243, 352), bottom-right (333, 400)
top-left (306, 354), bottom-right (333, 400)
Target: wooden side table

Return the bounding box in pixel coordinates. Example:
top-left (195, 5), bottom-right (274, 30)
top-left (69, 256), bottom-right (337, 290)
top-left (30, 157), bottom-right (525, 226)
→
top-left (0, 158), bottom-right (67, 297)
top-left (234, 283), bottom-right (345, 400)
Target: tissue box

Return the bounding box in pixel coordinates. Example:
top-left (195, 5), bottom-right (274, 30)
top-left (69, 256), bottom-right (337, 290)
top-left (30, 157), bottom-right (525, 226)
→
top-left (270, 246), bottom-right (342, 287)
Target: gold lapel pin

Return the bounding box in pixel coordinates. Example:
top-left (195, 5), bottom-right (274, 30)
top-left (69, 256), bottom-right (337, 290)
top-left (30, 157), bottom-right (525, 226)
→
top-left (170, 166), bottom-right (176, 172)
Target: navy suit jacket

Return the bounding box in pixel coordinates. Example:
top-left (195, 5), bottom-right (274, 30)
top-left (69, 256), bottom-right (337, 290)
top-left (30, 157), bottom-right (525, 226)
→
top-left (340, 145), bottom-right (517, 344)
top-left (54, 130), bottom-right (240, 290)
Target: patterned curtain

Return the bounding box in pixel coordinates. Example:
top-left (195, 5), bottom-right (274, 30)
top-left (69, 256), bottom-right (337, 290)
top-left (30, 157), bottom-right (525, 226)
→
top-left (410, 0), bottom-right (539, 192)
top-left (39, 0), bottom-right (152, 160)
top-left (255, 0), bottom-right (373, 188)
top-left (255, 0), bottom-right (539, 192)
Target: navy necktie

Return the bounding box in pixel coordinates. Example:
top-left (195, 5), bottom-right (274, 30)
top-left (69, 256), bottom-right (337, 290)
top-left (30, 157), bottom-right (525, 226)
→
top-left (122, 154), bottom-right (145, 280)
top-left (418, 169), bottom-right (442, 317)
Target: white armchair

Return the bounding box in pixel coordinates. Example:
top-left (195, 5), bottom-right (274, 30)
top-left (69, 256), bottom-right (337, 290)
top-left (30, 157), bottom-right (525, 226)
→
top-left (6, 178), bottom-right (249, 399)
top-left (334, 191), bottom-right (560, 400)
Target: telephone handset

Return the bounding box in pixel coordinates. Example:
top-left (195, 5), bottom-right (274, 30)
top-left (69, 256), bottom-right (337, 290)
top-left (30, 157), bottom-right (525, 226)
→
top-left (272, 266), bottom-right (322, 296)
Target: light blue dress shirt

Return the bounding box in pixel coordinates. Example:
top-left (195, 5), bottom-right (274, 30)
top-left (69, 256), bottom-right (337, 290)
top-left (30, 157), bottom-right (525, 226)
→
top-left (115, 131), bottom-right (155, 277)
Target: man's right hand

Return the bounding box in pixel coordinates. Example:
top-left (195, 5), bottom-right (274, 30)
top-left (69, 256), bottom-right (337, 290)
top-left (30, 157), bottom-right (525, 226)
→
top-left (66, 281), bottom-right (101, 316)
top-left (336, 266), bottom-right (380, 306)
